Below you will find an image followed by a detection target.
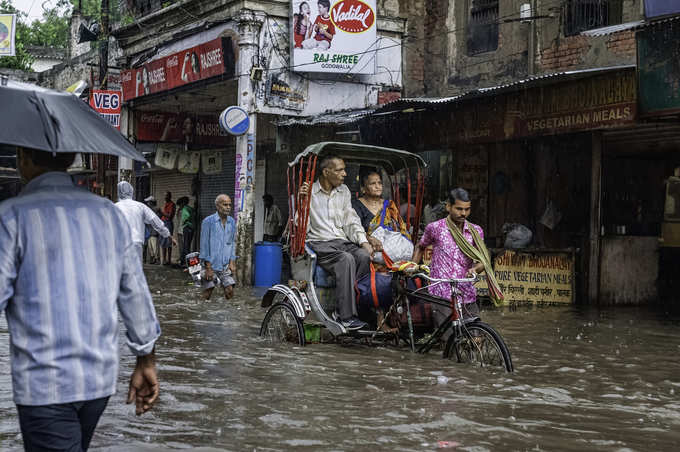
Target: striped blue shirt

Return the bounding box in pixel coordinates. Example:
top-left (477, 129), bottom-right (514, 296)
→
top-left (0, 172), bottom-right (160, 406)
top-left (199, 213), bottom-right (237, 271)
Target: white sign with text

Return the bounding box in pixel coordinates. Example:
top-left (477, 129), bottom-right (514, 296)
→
top-left (290, 0), bottom-right (377, 74)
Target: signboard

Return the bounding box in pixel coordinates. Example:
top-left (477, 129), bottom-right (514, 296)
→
top-left (121, 37), bottom-right (234, 101)
top-left (644, 0), bottom-right (680, 18)
top-left (447, 69), bottom-right (637, 143)
top-left (219, 106), bottom-right (250, 136)
top-left (290, 0), bottom-right (377, 74)
top-left (0, 14), bottom-right (16, 57)
top-left (136, 111), bottom-right (230, 146)
top-left (266, 70), bottom-right (308, 111)
top-left (637, 20), bottom-right (680, 116)
top-left (89, 90), bottom-right (122, 130)
top-left (476, 250), bottom-right (574, 304)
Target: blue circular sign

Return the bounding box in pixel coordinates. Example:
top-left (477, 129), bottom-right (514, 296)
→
top-left (219, 106), bottom-right (250, 136)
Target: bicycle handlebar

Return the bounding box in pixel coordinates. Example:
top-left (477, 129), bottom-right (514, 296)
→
top-left (413, 273), bottom-right (479, 284)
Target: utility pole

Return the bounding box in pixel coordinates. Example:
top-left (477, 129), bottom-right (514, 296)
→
top-left (97, 0), bottom-right (109, 197)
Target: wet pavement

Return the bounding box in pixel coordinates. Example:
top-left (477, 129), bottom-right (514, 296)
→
top-left (1, 265), bottom-right (680, 451)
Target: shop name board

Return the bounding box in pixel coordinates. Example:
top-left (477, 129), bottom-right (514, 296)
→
top-left (476, 251), bottom-right (574, 304)
top-left (290, 0), bottom-right (377, 74)
top-left (121, 37), bottom-right (234, 101)
top-left (90, 90), bottom-right (122, 130)
top-left (451, 69), bottom-right (638, 143)
top-left (136, 111), bottom-right (230, 146)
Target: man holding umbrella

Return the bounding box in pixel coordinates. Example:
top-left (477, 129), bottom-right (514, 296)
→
top-left (0, 79), bottom-right (161, 450)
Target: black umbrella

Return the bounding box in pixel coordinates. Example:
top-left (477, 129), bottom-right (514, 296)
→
top-left (0, 77), bottom-right (145, 162)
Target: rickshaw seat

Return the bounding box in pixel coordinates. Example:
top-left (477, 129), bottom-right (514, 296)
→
top-left (313, 265), bottom-right (336, 288)
top-left (304, 244), bottom-right (336, 288)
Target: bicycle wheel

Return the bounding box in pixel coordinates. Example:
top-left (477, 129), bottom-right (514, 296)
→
top-left (260, 302), bottom-right (306, 346)
top-left (444, 321), bottom-right (513, 372)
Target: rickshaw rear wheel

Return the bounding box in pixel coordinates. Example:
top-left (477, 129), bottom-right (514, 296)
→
top-left (444, 321), bottom-right (513, 372)
top-left (260, 302), bottom-right (306, 346)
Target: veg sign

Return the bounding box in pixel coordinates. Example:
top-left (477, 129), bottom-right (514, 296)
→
top-left (290, 0), bottom-right (377, 74)
top-left (90, 90), bottom-right (122, 130)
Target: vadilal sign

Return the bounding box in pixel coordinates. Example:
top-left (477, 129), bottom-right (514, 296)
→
top-left (290, 0), bottom-right (377, 74)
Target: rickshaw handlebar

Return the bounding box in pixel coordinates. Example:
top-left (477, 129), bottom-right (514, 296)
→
top-left (413, 273), bottom-right (479, 284)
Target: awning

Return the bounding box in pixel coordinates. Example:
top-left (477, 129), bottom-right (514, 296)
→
top-left (275, 108), bottom-right (376, 127)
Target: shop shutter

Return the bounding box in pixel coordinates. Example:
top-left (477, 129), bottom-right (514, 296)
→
top-left (200, 149), bottom-right (236, 220)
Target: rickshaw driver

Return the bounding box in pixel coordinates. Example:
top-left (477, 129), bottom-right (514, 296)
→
top-left (412, 188), bottom-right (485, 336)
top-left (299, 156), bottom-right (384, 330)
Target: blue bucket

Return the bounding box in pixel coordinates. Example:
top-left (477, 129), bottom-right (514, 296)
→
top-left (254, 241), bottom-right (282, 287)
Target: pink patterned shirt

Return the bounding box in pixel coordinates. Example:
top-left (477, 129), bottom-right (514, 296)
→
top-left (418, 219), bottom-right (483, 304)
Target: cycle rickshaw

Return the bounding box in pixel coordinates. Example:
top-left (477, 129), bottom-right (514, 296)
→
top-left (259, 142), bottom-right (513, 372)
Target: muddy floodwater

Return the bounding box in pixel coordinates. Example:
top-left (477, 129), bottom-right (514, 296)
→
top-left (2, 266), bottom-right (680, 451)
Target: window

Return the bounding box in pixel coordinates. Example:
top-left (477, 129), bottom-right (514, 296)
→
top-left (564, 0), bottom-right (623, 36)
top-left (467, 0), bottom-right (499, 55)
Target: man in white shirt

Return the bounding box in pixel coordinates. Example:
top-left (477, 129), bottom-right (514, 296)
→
top-left (300, 156), bottom-right (382, 330)
top-left (115, 181), bottom-right (176, 261)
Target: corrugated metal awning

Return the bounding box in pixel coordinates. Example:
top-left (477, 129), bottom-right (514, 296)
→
top-left (275, 108), bottom-right (376, 127)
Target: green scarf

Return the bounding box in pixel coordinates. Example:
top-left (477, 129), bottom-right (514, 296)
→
top-left (446, 217), bottom-right (505, 306)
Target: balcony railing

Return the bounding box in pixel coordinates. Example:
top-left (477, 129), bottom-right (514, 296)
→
top-left (564, 0), bottom-right (623, 36)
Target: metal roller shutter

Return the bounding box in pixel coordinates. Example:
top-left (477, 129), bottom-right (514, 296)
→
top-left (200, 149), bottom-right (236, 220)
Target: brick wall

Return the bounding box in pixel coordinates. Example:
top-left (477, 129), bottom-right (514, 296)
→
top-left (539, 29), bottom-right (636, 73)
top-left (605, 30), bottom-right (636, 58)
top-left (539, 35), bottom-right (592, 72)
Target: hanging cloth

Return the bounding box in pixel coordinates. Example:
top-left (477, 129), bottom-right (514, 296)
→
top-left (445, 217), bottom-right (505, 306)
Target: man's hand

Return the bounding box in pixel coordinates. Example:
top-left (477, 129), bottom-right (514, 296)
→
top-left (205, 263), bottom-right (214, 282)
top-left (228, 260), bottom-right (236, 274)
top-left (361, 242), bottom-right (374, 257)
top-left (127, 352), bottom-right (159, 416)
top-left (299, 182), bottom-right (310, 197)
top-left (367, 236), bottom-right (383, 253)
top-left (171, 237), bottom-right (178, 247)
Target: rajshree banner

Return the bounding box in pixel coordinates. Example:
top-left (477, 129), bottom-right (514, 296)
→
top-left (290, 0), bottom-right (377, 74)
top-left (135, 111), bottom-right (230, 146)
top-left (0, 14), bottom-right (17, 57)
top-left (121, 37), bottom-right (234, 101)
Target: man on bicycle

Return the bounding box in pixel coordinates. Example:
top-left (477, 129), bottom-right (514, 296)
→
top-left (412, 188), bottom-right (485, 334)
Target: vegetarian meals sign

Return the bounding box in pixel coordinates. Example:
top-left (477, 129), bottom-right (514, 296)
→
top-left (290, 0), bottom-right (377, 74)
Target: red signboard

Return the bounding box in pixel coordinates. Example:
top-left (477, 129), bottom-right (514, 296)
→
top-left (136, 111), bottom-right (229, 146)
top-left (121, 37), bottom-right (234, 101)
top-left (89, 90), bottom-right (122, 130)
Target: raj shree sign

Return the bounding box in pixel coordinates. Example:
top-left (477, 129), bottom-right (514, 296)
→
top-left (90, 90), bottom-right (122, 130)
top-left (290, 0), bottom-right (377, 74)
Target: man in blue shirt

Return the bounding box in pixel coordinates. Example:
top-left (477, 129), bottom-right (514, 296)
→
top-left (0, 148), bottom-right (161, 451)
top-left (199, 194), bottom-right (237, 300)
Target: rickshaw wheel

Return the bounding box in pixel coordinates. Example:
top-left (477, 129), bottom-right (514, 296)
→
top-left (260, 302), bottom-right (306, 346)
top-left (444, 322), bottom-right (513, 372)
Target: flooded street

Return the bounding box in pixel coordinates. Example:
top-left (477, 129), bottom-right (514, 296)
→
top-left (1, 266), bottom-right (680, 451)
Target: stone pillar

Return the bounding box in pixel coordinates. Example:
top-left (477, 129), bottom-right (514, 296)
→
top-left (234, 10), bottom-right (265, 285)
top-left (118, 106), bottom-right (134, 190)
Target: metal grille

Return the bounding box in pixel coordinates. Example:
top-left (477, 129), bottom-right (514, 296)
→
top-left (468, 0), bottom-right (499, 55)
top-left (564, 0), bottom-right (623, 36)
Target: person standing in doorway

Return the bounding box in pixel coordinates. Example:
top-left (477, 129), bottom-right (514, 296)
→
top-left (160, 191), bottom-right (176, 265)
top-left (199, 194), bottom-right (237, 300)
top-left (177, 196), bottom-right (195, 266)
top-left (263, 193), bottom-right (283, 242)
top-left (0, 147), bottom-right (161, 451)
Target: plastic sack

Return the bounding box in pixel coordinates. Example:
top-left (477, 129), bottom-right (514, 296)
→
top-left (503, 223), bottom-right (533, 249)
top-left (370, 226), bottom-right (414, 264)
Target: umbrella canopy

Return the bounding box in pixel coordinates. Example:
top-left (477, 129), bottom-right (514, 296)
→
top-left (0, 77), bottom-right (145, 162)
